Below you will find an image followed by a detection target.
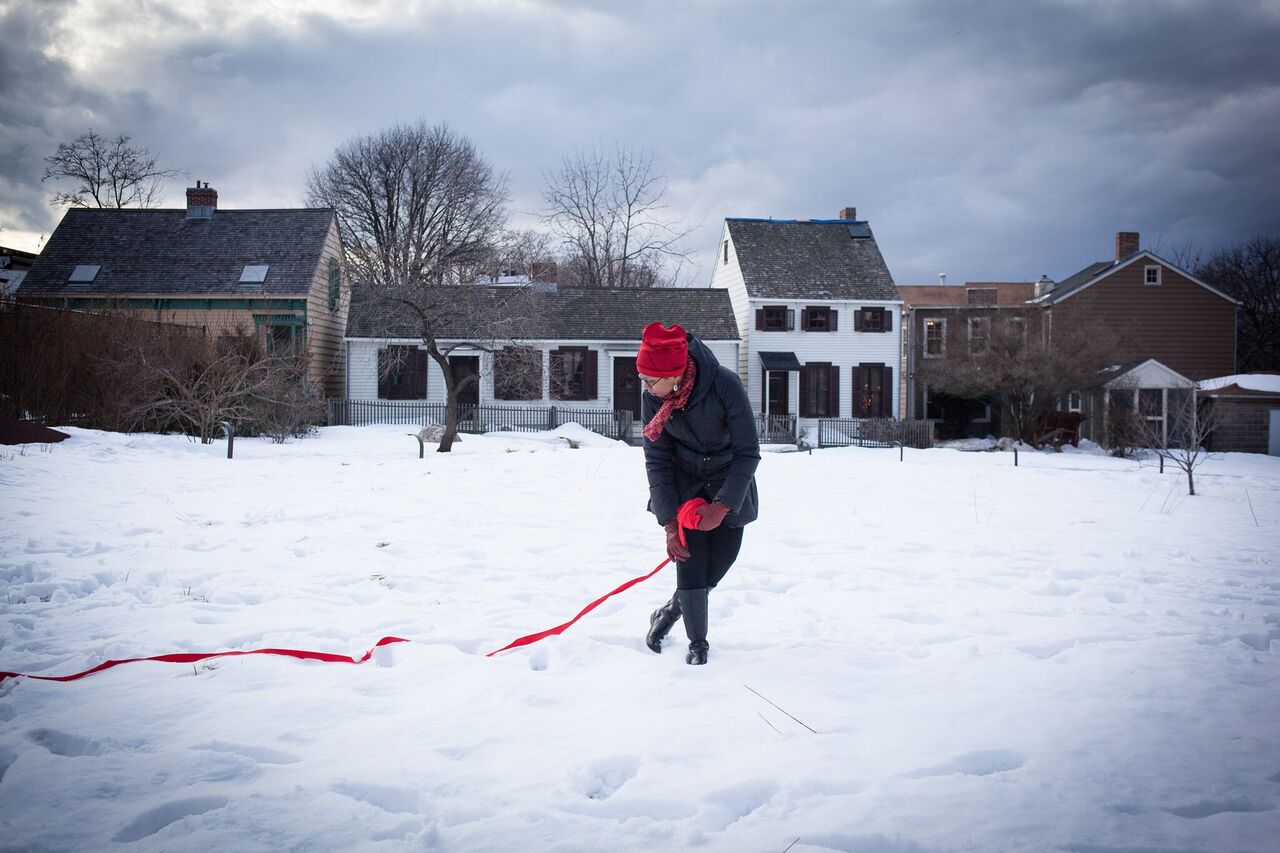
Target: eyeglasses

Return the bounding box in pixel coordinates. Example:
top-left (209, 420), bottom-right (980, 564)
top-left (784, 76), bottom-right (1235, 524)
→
top-left (638, 375), bottom-right (664, 388)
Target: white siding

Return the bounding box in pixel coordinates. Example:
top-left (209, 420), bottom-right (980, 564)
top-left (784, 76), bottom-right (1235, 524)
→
top-left (708, 222), bottom-right (750, 379)
top-left (745, 299), bottom-right (904, 428)
top-left (346, 338), bottom-right (740, 409)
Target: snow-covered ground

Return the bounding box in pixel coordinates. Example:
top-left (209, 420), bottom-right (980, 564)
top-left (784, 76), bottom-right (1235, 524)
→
top-left (2, 425), bottom-right (1279, 852)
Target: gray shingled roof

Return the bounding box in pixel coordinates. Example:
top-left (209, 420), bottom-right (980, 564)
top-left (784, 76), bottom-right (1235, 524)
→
top-left (17, 207), bottom-right (336, 296)
top-left (1032, 260), bottom-right (1115, 304)
top-left (726, 219), bottom-right (898, 301)
top-left (347, 286), bottom-right (740, 341)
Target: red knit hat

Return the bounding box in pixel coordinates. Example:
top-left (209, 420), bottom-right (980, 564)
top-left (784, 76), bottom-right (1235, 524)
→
top-left (637, 322), bottom-right (688, 377)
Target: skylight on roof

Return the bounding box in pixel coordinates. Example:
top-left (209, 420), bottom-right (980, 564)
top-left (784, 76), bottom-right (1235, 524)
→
top-left (240, 265), bottom-right (269, 284)
top-left (68, 264), bottom-right (100, 283)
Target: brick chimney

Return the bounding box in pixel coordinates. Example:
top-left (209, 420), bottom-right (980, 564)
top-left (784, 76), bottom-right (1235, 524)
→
top-left (1115, 231), bottom-right (1139, 260)
top-left (530, 260), bottom-right (558, 283)
top-left (186, 181), bottom-right (217, 219)
top-left (839, 206), bottom-right (858, 221)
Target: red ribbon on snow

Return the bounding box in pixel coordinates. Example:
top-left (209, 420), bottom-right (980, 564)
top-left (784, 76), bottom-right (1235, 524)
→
top-left (485, 497), bottom-right (709, 657)
top-left (0, 636), bottom-right (409, 684)
top-left (0, 499), bottom-right (716, 679)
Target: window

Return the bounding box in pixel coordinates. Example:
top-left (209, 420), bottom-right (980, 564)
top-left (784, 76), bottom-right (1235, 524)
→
top-left (494, 347), bottom-right (543, 400)
top-left (550, 347), bottom-right (597, 400)
top-left (68, 264), bottom-right (100, 283)
top-left (1068, 391), bottom-right (1082, 413)
top-left (853, 363), bottom-right (891, 417)
top-left (377, 346), bottom-right (429, 400)
top-left (923, 318), bottom-right (946, 358)
top-left (756, 305), bottom-right (793, 332)
top-left (968, 317), bottom-right (991, 355)
top-left (266, 324), bottom-right (305, 357)
top-left (723, 240), bottom-right (728, 265)
top-left (1008, 316), bottom-right (1027, 346)
top-left (327, 259), bottom-right (340, 311)
top-left (1144, 265), bottom-right (1161, 286)
top-left (856, 307), bottom-right (889, 332)
top-left (1139, 388), bottom-right (1164, 419)
top-left (802, 306), bottom-right (837, 332)
top-left (240, 265), bottom-right (269, 284)
top-left (800, 363), bottom-right (838, 417)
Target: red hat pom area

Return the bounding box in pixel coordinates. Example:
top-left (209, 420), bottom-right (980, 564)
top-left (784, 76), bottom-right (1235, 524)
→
top-left (637, 322), bottom-right (689, 377)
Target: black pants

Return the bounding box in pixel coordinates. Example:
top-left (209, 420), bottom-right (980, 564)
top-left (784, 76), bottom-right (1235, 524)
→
top-left (676, 525), bottom-right (744, 590)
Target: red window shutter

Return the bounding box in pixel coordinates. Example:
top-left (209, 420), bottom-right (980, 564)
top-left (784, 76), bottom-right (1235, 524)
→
top-left (829, 310), bottom-right (838, 331)
top-left (854, 310), bottom-right (863, 332)
top-left (828, 365), bottom-right (840, 417)
top-left (799, 365), bottom-right (811, 417)
top-left (880, 366), bottom-right (893, 417)
top-left (585, 349), bottom-right (598, 398)
top-left (377, 348), bottom-right (391, 399)
top-left (852, 365), bottom-right (864, 417)
top-left (786, 309), bottom-right (795, 331)
top-left (883, 309), bottom-right (893, 332)
top-left (756, 309), bottom-right (764, 331)
top-left (801, 308), bottom-right (810, 330)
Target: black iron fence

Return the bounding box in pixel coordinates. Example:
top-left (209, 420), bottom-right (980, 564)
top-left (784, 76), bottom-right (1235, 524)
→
top-left (755, 413), bottom-right (797, 444)
top-left (817, 417), bottom-right (935, 449)
top-left (327, 399), bottom-right (635, 442)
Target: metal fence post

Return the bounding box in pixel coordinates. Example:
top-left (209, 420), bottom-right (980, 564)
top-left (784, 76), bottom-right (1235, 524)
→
top-left (219, 420), bottom-right (234, 459)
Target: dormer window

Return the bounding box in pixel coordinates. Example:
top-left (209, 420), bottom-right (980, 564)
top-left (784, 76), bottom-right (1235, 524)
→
top-left (68, 264), bottom-right (100, 284)
top-left (240, 265), bottom-right (269, 285)
top-left (1144, 265), bottom-right (1161, 286)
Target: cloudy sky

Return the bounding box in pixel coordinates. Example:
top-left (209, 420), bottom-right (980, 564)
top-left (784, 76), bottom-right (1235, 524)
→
top-left (3, 0), bottom-right (1278, 285)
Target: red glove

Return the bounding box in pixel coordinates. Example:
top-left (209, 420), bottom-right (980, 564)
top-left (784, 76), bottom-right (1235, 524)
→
top-left (664, 519), bottom-right (691, 562)
top-left (694, 500), bottom-right (731, 531)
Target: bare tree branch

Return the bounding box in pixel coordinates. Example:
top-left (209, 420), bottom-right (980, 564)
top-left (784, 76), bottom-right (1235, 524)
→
top-left (42, 129), bottom-right (184, 209)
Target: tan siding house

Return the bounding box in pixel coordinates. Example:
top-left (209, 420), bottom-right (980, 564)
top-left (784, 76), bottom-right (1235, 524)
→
top-left (15, 184), bottom-right (349, 396)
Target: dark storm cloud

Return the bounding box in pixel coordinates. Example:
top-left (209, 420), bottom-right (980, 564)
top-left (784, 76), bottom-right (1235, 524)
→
top-left (2, 0), bottom-right (1277, 283)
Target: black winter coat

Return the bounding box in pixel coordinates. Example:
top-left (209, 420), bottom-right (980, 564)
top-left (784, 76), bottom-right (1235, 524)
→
top-left (643, 333), bottom-right (760, 527)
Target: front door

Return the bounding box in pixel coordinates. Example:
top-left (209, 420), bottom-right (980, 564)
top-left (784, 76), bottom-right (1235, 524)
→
top-left (612, 357), bottom-right (641, 419)
top-left (449, 356), bottom-right (480, 420)
top-left (766, 371), bottom-right (789, 416)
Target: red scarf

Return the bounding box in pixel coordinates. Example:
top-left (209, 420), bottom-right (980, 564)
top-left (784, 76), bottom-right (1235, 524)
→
top-left (642, 357), bottom-right (697, 443)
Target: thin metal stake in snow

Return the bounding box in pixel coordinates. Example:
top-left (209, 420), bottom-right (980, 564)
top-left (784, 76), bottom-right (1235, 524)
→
top-left (745, 685), bottom-right (818, 734)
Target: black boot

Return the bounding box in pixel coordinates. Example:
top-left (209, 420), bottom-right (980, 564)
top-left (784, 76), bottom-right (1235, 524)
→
top-left (676, 588), bottom-right (709, 665)
top-left (645, 593), bottom-right (682, 653)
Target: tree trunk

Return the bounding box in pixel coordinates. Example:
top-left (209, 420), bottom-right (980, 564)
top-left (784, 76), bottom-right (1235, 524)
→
top-left (1187, 468), bottom-right (1196, 496)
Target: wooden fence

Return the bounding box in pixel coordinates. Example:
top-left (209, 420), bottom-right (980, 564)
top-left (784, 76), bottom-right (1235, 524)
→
top-left (755, 413), bottom-right (798, 444)
top-left (327, 399), bottom-right (635, 442)
top-left (817, 417), bottom-right (935, 449)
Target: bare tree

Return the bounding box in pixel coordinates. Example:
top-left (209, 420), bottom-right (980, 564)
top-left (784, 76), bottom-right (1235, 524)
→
top-left (1124, 388), bottom-right (1220, 496)
top-left (42, 129), bottom-right (183, 209)
top-left (305, 121), bottom-right (507, 290)
top-left (542, 145), bottom-right (693, 288)
top-left (918, 307), bottom-right (1122, 444)
top-left (359, 283), bottom-right (549, 451)
top-left (1196, 235), bottom-right (1280, 373)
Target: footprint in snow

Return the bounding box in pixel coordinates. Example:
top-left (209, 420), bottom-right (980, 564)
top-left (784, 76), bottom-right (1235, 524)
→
top-left (332, 781), bottom-right (421, 814)
top-left (27, 728), bottom-right (144, 757)
top-left (0, 746), bottom-right (16, 784)
top-left (1162, 799), bottom-right (1274, 819)
top-left (192, 740), bottom-right (301, 765)
top-left (112, 796), bottom-right (229, 842)
top-left (571, 755), bottom-right (640, 801)
top-left (905, 749), bottom-right (1026, 778)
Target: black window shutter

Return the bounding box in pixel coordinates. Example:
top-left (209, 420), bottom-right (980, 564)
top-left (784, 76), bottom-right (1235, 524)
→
top-left (415, 349), bottom-right (431, 398)
top-left (377, 348), bottom-right (390, 399)
top-left (549, 348), bottom-right (564, 398)
top-left (760, 373), bottom-right (767, 414)
top-left (854, 310), bottom-right (864, 332)
top-left (585, 350), bottom-right (598, 398)
top-left (756, 309), bottom-right (764, 331)
top-left (801, 308), bottom-right (810, 330)
top-left (883, 309), bottom-right (893, 332)
top-left (881, 367), bottom-right (893, 417)
top-left (828, 365), bottom-right (840, 418)
top-left (852, 365), bottom-right (864, 417)
top-left (829, 310), bottom-right (838, 331)
top-left (786, 309), bottom-right (795, 331)
top-left (799, 365), bottom-right (811, 417)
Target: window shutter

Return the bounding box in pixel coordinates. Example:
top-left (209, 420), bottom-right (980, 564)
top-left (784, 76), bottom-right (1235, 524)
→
top-left (549, 348), bottom-right (564, 399)
top-left (760, 373), bottom-right (767, 414)
top-left (828, 365), bottom-right (840, 418)
top-left (852, 365), bottom-right (864, 417)
top-left (584, 349), bottom-right (598, 398)
top-left (786, 309), bottom-right (795, 331)
top-left (880, 367), bottom-right (893, 417)
top-left (883, 309), bottom-right (893, 332)
top-left (756, 309), bottom-right (764, 331)
top-left (829, 310), bottom-right (838, 331)
top-left (854, 310), bottom-right (863, 332)
top-left (801, 308), bottom-right (810, 331)
top-left (799, 365), bottom-right (811, 417)
top-left (415, 349), bottom-right (431, 398)
top-left (377, 348), bottom-right (390, 399)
